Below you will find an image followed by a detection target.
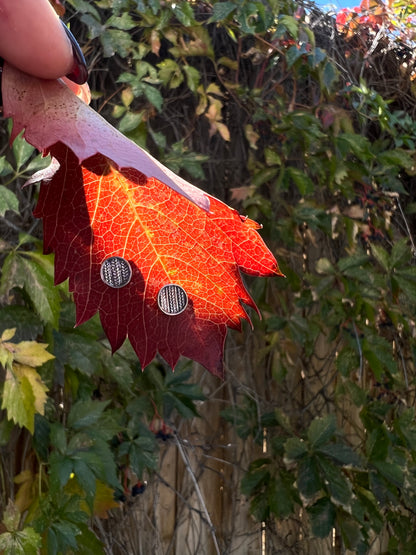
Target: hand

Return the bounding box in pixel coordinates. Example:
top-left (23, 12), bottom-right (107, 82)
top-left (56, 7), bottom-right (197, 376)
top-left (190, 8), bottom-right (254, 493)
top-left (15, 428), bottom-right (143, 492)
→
top-left (0, 0), bottom-right (87, 84)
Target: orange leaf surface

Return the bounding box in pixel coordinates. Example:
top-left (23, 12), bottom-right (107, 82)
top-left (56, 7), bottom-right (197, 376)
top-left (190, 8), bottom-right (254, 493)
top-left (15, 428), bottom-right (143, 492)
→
top-left (2, 63), bottom-right (282, 377)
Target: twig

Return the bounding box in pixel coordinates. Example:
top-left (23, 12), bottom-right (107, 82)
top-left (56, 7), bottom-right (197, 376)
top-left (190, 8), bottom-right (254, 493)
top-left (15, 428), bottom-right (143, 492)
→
top-left (352, 321), bottom-right (364, 384)
top-left (93, 516), bottom-right (114, 555)
top-left (395, 338), bottom-right (409, 389)
top-left (396, 197), bottom-right (416, 257)
top-left (174, 434), bottom-right (221, 555)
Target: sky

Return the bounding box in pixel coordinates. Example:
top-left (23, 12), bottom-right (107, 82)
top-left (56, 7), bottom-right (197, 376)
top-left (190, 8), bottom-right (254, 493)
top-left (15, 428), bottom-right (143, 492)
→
top-left (332, 0), bottom-right (359, 6)
top-left (316, 0), bottom-right (359, 9)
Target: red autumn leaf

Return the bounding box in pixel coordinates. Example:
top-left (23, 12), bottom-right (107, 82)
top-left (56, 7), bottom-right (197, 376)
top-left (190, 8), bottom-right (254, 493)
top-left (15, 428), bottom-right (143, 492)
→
top-left (2, 63), bottom-right (282, 377)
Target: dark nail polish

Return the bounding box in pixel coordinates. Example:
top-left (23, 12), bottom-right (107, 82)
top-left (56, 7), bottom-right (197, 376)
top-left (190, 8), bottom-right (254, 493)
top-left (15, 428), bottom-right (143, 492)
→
top-left (60, 20), bottom-right (88, 85)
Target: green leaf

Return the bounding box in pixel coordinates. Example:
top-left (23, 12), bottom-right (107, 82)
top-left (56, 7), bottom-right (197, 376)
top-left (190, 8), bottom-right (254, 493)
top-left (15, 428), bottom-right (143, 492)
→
top-left (252, 166), bottom-right (279, 187)
top-left (378, 148), bottom-right (415, 170)
top-left (0, 417), bottom-right (14, 447)
top-left (182, 65), bottom-right (200, 92)
top-left (0, 252), bottom-right (61, 327)
top-left (340, 380), bottom-right (367, 407)
top-left (284, 437), bottom-right (308, 461)
top-left (49, 453), bottom-right (74, 491)
top-left (0, 156), bottom-right (13, 176)
top-left (0, 185), bottom-right (19, 216)
top-left (106, 12), bottom-right (136, 31)
top-left (362, 334), bottom-right (397, 378)
top-left (268, 474), bottom-right (296, 518)
top-left (67, 399), bottom-right (111, 431)
top-left (315, 257), bottom-right (335, 274)
top-left (276, 15), bottom-right (299, 38)
top-left (143, 84), bottom-right (163, 111)
top-left (354, 486), bottom-right (383, 533)
top-left (390, 238), bottom-right (411, 267)
top-left (241, 461), bottom-right (270, 495)
top-left (317, 457), bottom-right (352, 505)
top-left (307, 415), bottom-right (336, 448)
top-left (53, 330), bottom-right (103, 377)
top-left (118, 111), bottom-right (144, 134)
top-left (157, 59), bottom-right (184, 89)
top-left (172, 2), bottom-right (195, 26)
top-left (249, 492), bottom-right (270, 521)
top-left (373, 461), bottom-right (404, 487)
top-left (339, 514), bottom-right (363, 549)
top-left (308, 47), bottom-right (327, 68)
top-left (208, 1), bottom-right (236, 23)
top-left (336, 348), bottom-right (359, 377)
top-left (336, 133), bottom-right (372, 160)
top-left (74, 523), bottom-right (105, 554)
top-left (33, 414), bottom-right (51, 461)
top-left (395, 267), bottom-right (416, 302)
top-left (298, 457), bottom-right (322, 498)
top-left (162, 391), bottom-right (198, 419)
top-left (366, 427), bottom-right (389, 462)
top-left (0, 306), bottom-right (43, 342)
top-left (12, 132), bottom-right (36, 171)
top-left (321, 60), bottom-right (338, 91)
top-left (286, 167), bottom-right (314, 195)
top-left (50, 423), bottom-right (67, 454)
top-left (317, 443), bottom-right (361, 467)
top-left (307, 497), bottom-right (335, 538)
top-left (371, 244), bottom-right (390, 271)
top-left (338, 253), bottom-right (370, 273)
top-left (129, 437), bottom-right (158, 477)
top-left (73, 459), bottom-right (97, 508)
top-left (25, 152), bottom-right (52, 173)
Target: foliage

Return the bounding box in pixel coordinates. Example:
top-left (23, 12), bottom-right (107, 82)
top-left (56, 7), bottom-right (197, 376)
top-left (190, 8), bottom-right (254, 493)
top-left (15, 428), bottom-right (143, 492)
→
top-left (1, 0), bottom-right (416, 552)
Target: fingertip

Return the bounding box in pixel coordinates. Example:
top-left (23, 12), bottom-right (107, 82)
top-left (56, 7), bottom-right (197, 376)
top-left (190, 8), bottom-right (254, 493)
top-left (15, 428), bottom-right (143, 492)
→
top-left (0, 0), bottom-right (84, 81)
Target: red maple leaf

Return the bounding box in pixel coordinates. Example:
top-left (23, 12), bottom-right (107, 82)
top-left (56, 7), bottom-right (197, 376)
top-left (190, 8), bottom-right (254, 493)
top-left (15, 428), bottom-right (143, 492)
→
top-left (2, 63), bottom-right (282, 377)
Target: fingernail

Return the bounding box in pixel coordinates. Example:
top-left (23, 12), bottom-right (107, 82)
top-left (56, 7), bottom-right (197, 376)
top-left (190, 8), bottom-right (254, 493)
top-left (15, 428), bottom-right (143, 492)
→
top-left (61, 20), bottom-right (88, 85)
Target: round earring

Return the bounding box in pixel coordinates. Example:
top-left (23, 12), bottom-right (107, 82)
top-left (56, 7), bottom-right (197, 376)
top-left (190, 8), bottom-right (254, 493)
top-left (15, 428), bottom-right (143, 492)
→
top-left (157, 284), bottom-right (188, 315)
top-left (100, 256), bottom-right (132, 288)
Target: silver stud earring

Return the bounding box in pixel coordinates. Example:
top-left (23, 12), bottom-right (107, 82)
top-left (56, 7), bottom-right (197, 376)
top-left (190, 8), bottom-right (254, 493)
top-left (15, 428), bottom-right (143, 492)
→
top-left (100, 256), bottom-right (132, 288)
top-left (157, 284), bottom-right (188, 315)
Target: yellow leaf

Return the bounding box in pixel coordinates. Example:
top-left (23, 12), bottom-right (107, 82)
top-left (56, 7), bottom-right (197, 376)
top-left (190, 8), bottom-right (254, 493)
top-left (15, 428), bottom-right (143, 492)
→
top-left (76, 480), bottom-right (120, 518)
top-left (215, 122), bottom-right (231, 142)
top-left (0, 343), bottom-right (13, 369)
top-left (206, 102), bottom-right (220, 123)
top-left (244, 124), bottom-right (260, 150)
top-left (14, 470), bottom-right (36, 514)
top-left (121, 87), bottom-right (134, 108)
top-left (5, 340), bottom-right (54, 367)
top-left (206, 83), bottom-right (224, 97)
top-left (1, 364), bottom-right (48, 432)
top-left (92, 481), bottom-right (120, 518)
top-left (14, 364), bottom-right (48, 414)
top-left (1, 328), bottom-right (16, 342)
top-left (196, 90), bottom-right (208, 116)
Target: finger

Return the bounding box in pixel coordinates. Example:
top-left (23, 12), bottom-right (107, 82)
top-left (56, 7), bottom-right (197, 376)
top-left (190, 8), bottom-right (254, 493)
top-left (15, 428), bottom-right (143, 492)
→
top-left (0, 0), bottom-right (75, 80)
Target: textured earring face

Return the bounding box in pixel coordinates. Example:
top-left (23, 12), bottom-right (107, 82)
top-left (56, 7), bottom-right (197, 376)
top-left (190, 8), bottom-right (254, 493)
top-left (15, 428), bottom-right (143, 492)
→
top-left (100, 256), bottom-right (132, 288)
top-left (157, 284), bottom-right (188, 315)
